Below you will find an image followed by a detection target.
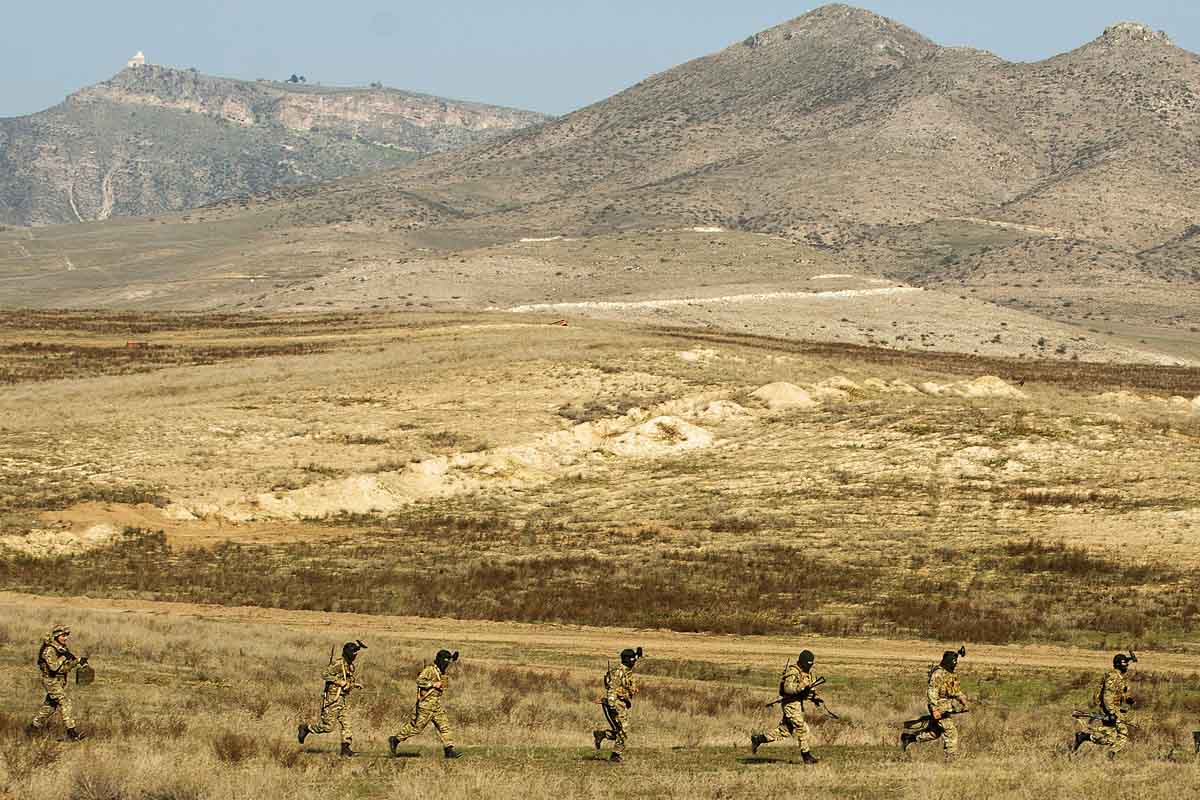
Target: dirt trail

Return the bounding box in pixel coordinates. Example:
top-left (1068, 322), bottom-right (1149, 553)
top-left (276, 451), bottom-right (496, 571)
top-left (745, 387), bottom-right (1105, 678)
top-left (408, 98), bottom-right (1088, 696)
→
top-left (508, 287), bottom-right (919, 314)
top-left (5, 592), bottom-right (1194, 674)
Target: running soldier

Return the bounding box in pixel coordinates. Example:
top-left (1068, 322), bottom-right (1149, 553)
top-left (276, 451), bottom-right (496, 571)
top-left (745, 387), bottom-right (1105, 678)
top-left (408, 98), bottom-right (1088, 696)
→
top-left (750, 649), bottom-right (823, 764)
top-left (298, 640), bottom-right (367, 757)
top-left (901, 648), bottom-right (969, 759)
top-left (593, 647), bottom-right (642, 763)
top-left (29, 624), bottom-right (88, 740)
top-left (1072, 652), bottom-right (1136, 759)
top-left (389, 649), bottom-right (462, 759)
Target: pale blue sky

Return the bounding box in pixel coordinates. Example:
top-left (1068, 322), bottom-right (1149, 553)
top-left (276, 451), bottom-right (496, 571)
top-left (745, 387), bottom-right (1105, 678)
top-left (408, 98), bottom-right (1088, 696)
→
top-left (3, 1), bottom-right (1199, 118)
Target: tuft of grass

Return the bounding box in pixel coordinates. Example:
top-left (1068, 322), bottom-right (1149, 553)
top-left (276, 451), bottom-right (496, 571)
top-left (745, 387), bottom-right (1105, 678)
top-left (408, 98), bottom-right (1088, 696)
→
top-left (212, 731), bottom-right (259, 766)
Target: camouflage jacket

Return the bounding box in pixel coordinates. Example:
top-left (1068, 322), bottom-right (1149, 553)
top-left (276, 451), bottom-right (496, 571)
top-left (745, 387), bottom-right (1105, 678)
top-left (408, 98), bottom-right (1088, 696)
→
top-left (926, 666), bottom-right (966, 714)
top-left (415, 664), bottom-right (447, 707)
top-left (37, 638), bottom-right (79, 687)
top-left (779, 664), bottom-right (817, 709)
top-left (321, 657), bottom-right (357, 698)
top-left (604, 664), bottom-right (638, 707)
top-left (1095, 669), bottom-right (1130, 720)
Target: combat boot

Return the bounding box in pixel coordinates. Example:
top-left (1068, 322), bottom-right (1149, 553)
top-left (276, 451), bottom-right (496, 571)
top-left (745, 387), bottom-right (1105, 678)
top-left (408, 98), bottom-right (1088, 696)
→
top-left (443, 746), bottom-right (463, 759)
top-left (609, 752), bottom-right (623, 764)
top-left (340, 742), bottom-right (356, 758)
top-left (750, 733), bottom-right (767, 754)
top-left (65, 728), bottom-right (87, 742)
top-left (1071, 731), bottom-right (1089, 753)
top-left (297, 724), bottom-right (310, 745)
top-left (900, 732), bottom-right (917, 752)
top-left (801, 750), bottom-right (820, 765)
top-left (388, 736), bottom-right (400, 756)
top-left (593, 730), bottom-right (605, 750)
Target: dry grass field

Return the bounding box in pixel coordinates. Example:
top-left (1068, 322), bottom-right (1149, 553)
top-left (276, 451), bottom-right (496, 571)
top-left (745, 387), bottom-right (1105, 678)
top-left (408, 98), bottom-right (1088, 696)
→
top-left (2, 594), bottom-right (1200, 800)
top-left (1, 309), bottom-right (1199, 798)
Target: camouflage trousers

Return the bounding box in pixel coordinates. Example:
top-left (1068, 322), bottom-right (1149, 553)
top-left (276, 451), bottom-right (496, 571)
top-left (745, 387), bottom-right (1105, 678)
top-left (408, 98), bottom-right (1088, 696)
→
top-left (764, 702), bottom-right (813, 751)
top-left (1086, 719), bottom-right (1130, 754)
top-left (31, 682), bottom-right (76, 731)
top-left (595, 702), bottom-right (630, 754)
top-left (915, 717), bottom-right (960, 757)
top-left (393, 701), bottom-right (455, 748)
top-left (308, 688), bottom-right (352, 744)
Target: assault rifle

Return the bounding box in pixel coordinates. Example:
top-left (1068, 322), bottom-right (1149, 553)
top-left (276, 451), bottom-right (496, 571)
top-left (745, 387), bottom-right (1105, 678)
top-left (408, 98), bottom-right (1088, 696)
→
top-left (902, 707), bottom-right (969, 732)
top-left (766, 676), bottom-right (840, 719)
top-left (1072, 709), bottom-right (1138, 728)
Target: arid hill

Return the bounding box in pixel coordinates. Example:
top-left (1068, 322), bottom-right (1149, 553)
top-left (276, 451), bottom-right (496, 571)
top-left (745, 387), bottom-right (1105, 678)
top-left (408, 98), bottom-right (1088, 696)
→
top-left (0, 64), bottom-right (549, 226)
top-left (1, 5), bottom-right (1196, 362)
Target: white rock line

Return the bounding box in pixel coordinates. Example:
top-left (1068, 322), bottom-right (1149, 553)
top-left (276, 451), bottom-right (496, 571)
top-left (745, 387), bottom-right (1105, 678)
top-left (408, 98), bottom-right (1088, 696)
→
top-left (507, 287), bottom-right (920, 313)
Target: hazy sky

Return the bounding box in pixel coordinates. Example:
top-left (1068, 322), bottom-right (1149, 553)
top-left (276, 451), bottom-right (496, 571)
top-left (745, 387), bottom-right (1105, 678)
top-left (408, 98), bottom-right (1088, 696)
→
top-left (4, 1), bottom-right (1199, 118)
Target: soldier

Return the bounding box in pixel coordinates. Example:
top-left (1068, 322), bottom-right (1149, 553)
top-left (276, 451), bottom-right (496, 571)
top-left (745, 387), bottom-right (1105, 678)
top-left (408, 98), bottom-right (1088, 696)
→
top-left (592, 647), bottom-right (641, 763)
top-left (750, 649), bottom-right (823, 764)
top-left (1072, 652), bottom-right (1135, 759)
top-left (298, 639), bottom-right (366, 757)
top-left (29, 624), bottom-right (87, 740)
top-left (901, 648), bottom-right (969, 759)
top-left (389, 649), bottom-right (462, 759)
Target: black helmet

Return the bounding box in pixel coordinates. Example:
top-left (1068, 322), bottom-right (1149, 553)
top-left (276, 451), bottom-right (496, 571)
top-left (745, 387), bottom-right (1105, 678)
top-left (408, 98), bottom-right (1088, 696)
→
top-left (342, 640), bottom-right (367, 661)
top-left (798, 650), bottom-right (815, 670)
top-left (620, 647), bottom-right (643, 667)
top-left (940, 646), bottom-right (966, 672)
top-left (435, 649), bottom-right (459, 670)
top-left (1113, 651), bottom-right (1137, 672)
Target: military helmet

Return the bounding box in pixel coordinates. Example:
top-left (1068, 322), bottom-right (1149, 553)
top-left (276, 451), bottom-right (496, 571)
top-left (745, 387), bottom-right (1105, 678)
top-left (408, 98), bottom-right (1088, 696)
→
top-left (342, 639), bottom-right (367, 660)
top-left (798, 649), bottom-right (815, 670)
top-left (51, 624), bottom-right (71, 639)
top-left (620, 647), bottom-right (644, 667)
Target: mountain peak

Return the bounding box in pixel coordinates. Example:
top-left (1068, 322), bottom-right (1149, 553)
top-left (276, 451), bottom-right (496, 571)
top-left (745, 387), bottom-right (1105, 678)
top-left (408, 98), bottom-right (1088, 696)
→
top-left (1098, 21), bottom-right (1173, 46)
top-left (742, 3), bottom-right (937, 61)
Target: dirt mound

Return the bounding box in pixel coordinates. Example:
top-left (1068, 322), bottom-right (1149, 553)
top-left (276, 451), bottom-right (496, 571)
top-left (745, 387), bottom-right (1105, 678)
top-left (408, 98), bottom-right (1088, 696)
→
top-left (920, 375), bottom-right (1027, 400)
top-left (1092, 390), bottom-right (1145, 406)
top-left (0, 524), bottom-right (116, 557)
top-left (243, 403), bottom-right (719, 520)
top-left (751, 382), bottom-right (818, 410)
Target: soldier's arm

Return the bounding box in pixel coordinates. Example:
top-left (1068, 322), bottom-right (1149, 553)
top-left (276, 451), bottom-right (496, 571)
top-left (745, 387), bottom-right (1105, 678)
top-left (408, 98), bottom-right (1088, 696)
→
top-left (416, 666), bottom-right (441, 690)
top-left (1100, 673), bottom-right (1120, 717)
top-left (781, 668), bottom-right (803, 697)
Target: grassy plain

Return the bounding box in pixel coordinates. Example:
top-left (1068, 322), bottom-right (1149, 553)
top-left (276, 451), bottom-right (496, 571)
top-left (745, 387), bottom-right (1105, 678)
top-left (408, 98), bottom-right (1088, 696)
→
top-left (1, 309), bottom-right (1199, 797)
top-left (2, 595), bottom-right (1200, 800)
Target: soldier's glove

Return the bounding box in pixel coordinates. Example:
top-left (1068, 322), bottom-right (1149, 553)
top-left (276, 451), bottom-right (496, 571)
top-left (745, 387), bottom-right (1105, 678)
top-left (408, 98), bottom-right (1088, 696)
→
top-left (811, 696), bottom-right (824, 706)
top-left (78, 656), bottom-right (89, 667)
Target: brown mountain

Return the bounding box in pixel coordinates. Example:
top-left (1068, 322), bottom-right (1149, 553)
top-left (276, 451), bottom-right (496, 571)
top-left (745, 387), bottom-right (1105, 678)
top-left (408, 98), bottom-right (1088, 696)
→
top-left (0, 64), bottom-right (549, 227)
top-left (1, 5), bottom-right (1196, 362)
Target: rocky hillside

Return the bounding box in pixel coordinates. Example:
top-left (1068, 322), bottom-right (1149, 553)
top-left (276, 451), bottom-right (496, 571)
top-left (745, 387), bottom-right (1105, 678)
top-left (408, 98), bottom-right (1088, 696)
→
top-left (0, 65), bottom-right (549, 226)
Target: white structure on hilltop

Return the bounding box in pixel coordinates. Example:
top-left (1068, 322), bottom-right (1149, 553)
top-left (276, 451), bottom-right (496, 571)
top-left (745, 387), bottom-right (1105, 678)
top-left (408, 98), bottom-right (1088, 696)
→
top-left (127, 51), bottom-right (146, 68)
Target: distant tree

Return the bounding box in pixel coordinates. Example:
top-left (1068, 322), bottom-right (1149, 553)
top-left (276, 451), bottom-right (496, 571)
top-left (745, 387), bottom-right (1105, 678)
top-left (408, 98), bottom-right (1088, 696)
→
top-left (288, 74), bottom-right (300, 83)
top-left (299, 76), bottom-right (307, 83)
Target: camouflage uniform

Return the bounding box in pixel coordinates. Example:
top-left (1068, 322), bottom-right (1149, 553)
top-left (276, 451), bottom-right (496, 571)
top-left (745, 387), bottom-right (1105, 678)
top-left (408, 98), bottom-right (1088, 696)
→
top-left (913, 664), bottom-right (968, 757)
top-left (391, 663), bottom-right (455, 748)
top-left (305, 656), bottom-right (359, 745)
top-left (30, 628), bottom-right (80, 732)
top-left (763, 663), bottom-right (816, 751)
top-left (595, 663), bottom-right (637, 755)
top-left (1084, 669), bottom-right (1131, 754)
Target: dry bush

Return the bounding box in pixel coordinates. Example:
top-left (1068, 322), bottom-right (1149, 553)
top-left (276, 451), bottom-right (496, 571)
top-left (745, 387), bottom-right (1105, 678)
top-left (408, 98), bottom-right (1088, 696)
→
top-left (211, 732), bottom-right (259, 766)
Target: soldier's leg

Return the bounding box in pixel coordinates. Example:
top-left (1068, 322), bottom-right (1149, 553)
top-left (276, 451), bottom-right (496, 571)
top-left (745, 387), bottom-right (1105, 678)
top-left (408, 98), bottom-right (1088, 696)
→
top-left (1108, 722), bottom-right (1130, 755)
top-left (337, 701), bottom-right (352, 745)
top-left (30, 692), bottom-right (59, 730)
top-left (597, 703), bottom-right (619, 741)
top-left (940, 718), bottom-right (959, 758)
top-left (914, 719), bottom-right (943, 744)
top-left (430, 708), bottom-right (455, 748)
top-left (309, 695), bottom-right (340, 735)
top-left (794, 716), bottom-right (814, 753)
top-left (763, 706), bottom-right (801, 743)
top-left (612, 707), bottom-right (631, 755)
top-left (393, 705), bottom-right (434, 742)
top-left (1087, 722), bottom-right (1116, 747)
